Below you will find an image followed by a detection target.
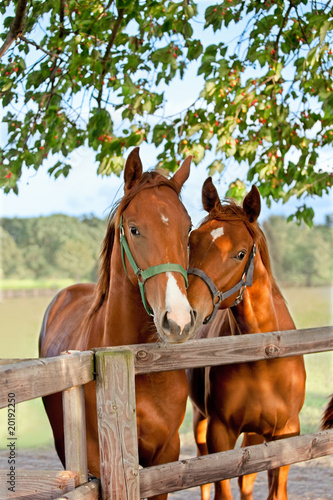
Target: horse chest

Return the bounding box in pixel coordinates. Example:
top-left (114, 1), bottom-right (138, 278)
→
top-left (208, 362), bottom-right (293, 430)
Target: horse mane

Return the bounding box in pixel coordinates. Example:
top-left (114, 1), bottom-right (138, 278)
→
top-left (204, 197), bottom-right (283, 299)
top-left (87, 170), bottom-right (182, 319)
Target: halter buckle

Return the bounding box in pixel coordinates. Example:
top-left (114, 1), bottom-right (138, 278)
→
top-left (119, 217), bottom-right (125, 238)
top-left (233, 283), bottom-right (246, 307)
top-left (136, 269), bottom-right (145, 283)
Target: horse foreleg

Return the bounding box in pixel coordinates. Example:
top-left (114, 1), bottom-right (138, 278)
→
top-left (145, 432), bottom-right (181, 500)
top-left (42, 392), bottom-right (65, 467)
top-left (266, 419), bottom-right (300, 500)
top-left (238, 432), bottom-right (264, 500)
top-left (206, 415), bottom-right (238, 500)
top-left (267, 465), bottom-right (290, 500)
top-left (193, 406), bottom-right (211, 500)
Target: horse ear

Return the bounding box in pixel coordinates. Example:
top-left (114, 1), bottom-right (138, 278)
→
top-left (172, 155), bottom-right (192, 191)
top-left (243, 185), bottom-right (261, 222)
top-left (124, 147), bottom-right (143, 191)
top-left (202, 177), bottom-right (221, 213)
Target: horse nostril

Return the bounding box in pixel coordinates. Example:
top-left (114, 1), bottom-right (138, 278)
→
top-left (190, 308), bottom-right (197, 325)
top-left (162, 311), bottom-right (170, 333)
top-left (162, 312), bottom-right (181, 337)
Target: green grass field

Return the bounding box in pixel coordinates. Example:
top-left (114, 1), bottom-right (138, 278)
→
top-left (0, 278), bottom-right (75, 290)
top-left (0, 286), bottom-right (332, 449)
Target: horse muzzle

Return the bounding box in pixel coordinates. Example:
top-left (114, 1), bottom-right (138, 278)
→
top-left (157, 308), bottom-right (197, 343)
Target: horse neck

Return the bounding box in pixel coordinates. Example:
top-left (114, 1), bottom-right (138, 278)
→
top-left (102, 239), bottom-right (156, 347)
top-left (231, 252), bottom-right (295, 335)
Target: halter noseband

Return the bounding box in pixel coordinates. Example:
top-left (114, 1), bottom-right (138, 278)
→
top-left (187, 243), bottom-right (257, 324)
top-left (119, 216), bottom-right (188, 316)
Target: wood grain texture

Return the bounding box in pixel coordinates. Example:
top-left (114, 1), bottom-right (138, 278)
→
top-left (0, 470), bottom-right (78, 499)
top-left (0, 351), bottom-right (94, 409)
top-left (139, 430), bottom-right (333, 497)
top-left (96, 349), bottom-right (140, 500)
top-left (0, 359), bottom-right (35, 365)
top-left (97, 326), bottom-right (333, 375)
top-left (63, 384), bottom-right (88, 484)
top-left (56, 478), bottom-right (100, 499)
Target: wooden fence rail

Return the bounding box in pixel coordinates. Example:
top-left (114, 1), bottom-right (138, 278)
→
top-left (0, 351), bottom-right (94, 408)
top-left (95, 325), bottom-right (333, 374)
top-left (139, 430), bottom-right (333, 497)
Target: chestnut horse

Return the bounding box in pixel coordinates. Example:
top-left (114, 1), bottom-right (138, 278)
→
top-left (187, 178), bottom-right (306, 500)
top-left (39, 148), bottom-right (197, 500)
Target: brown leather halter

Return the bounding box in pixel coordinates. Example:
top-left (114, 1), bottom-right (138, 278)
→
top-left (187, 243), bottom-right (257, 324)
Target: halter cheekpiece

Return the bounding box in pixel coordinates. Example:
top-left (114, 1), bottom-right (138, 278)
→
top-left (119, 215), bottom-right (188, 316)
top-left (188, 243), bottom-right (257, 324)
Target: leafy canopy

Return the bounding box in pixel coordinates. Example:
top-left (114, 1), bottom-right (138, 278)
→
top-left (1, 0), bottom-right (332, 225)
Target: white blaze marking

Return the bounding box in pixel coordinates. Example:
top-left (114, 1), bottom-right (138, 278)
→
top-left (165, 272), bottom-right (191, 332)
top-left (210, 227), bottom-right (224, 241)
top-left (161, 214), bottom-right (169, 224)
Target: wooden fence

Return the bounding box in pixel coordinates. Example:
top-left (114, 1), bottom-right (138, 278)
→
top-left (0, 351), bottom-right (100, 499)
top-left (0, 325), bottom-right (332, 499)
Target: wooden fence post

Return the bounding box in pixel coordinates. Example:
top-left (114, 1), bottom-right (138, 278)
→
top-left (62, 351), bottom-right (88, 485)
top-left (95, 349), bottom-right (140, 500)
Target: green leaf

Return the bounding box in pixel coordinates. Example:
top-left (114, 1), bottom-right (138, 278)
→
top-left (97, 155), bottom-right (125, 176)
top-left (207, 160), bottom-right (224, 176)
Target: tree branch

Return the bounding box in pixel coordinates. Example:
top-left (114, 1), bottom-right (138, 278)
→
top-left (59, 0), bottom-right (65, 39)
top-left (273, 1), bottom-right (294, 57)
top-left (18, 35), bottom-right (65, 61)
top-left (0, 0), bottom-right (28, 59)
top-left (97, 8), bottom-right (124, 107)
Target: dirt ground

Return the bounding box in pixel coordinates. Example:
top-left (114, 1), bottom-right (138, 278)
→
top-left (0, 442), bottom-right (332, 500)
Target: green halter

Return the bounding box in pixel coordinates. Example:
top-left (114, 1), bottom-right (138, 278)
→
top-left (119, 216), bottom-right (188, 316)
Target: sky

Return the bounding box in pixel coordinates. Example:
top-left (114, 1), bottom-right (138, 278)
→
top-left (0, 1), bottom-right (332, 226)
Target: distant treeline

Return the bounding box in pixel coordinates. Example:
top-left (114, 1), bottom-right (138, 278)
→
top-left (0, 213), bottom-right (332, 287)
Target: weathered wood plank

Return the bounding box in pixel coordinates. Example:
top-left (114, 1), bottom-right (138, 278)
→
top-left (0, 469), bottom-right (78, 499)
top-left (56, 478), bottom-right (100, 499)
top-left (139, 430), bottom-right (333, 497)
top-left (0, 352), bottom-right (94, 409)
top-left (96, 326), bottom-right (333, 375)
top-left (96, 349), bottom-right (140, 500)
top-left (63, 382), bottom-right (88, 484)
top-left (0, 359), bottom-right (35, 365)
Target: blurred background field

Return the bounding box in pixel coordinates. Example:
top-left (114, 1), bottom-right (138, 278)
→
top-left (0, 285), bottom-right (332, 450)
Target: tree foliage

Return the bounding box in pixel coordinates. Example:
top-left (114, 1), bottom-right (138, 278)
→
top-left (263, 215), bottom-right (333, 286)
top-left (1, 214), bottom-right (332, 286)
top-left (0, 0), bottom-right (332, 224)
top-left (0, 214), bottom-right (105, 280)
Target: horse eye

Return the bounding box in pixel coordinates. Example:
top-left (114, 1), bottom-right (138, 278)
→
top-left (130, 226), bottom-right (140, 236)
top-left (235, 250), bottom-right (246, 260)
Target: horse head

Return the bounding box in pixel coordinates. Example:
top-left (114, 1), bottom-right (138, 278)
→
top-left (115, 147), bottom-right (197, 343)
top-left (188, 176), bottom-right (261, 328)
